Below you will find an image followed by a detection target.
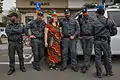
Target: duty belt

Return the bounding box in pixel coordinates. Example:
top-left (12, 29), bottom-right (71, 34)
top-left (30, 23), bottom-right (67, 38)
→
top-left (95, 36), bottom-right (108, 41)
top-left (80, 34), bottom-right (92, 36)
top-left (63, 35), bottom-right (70, 38)
top-left (31, 37), bottom-right (44, 40)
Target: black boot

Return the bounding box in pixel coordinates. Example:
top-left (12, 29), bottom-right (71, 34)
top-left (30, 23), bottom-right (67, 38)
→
top-left (97, 73), bottom-right (102, 78)
top-left (7, 68), bottom-right (15, 75)
top-left (106, 72), bottom-right (114, 77)
top-left (20, 66), bottom-right (27, 72)
top-left (32, 62), bottom-right (41, 71)
top-left (19, 60), bottom-right (26, 72)
top-left (81, 66), bottom-right (87, 73)
top-left (60, 66), bottom-right (67, 71)
top-left (34, 67), bottom-right (41, 71)
top-left (71, 66), bottom-right (79, 72)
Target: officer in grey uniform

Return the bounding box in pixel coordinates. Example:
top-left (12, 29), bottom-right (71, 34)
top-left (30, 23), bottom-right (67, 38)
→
top-left (77, 8), bottom-right (94, 73)
top-left (94, 8), bottom-right (117, 78)
top-left (60, 9), bottom-right (80, 72)
top-left (6, 13), bottom-right (26, 75)
top-left (26, 11), bottom-right (46, 71)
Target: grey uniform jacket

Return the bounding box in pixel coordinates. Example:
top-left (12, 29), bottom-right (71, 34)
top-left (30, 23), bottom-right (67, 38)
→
top-left (78, 16), bottom-right (94, 36)
top-left (59, 17), bottom-right (80, 38)
top-left (93, 15), bottom-right (117, 37)
top-left (26, 19), bottom-right (46, 39)
top-left (5, 22), bottom-right (24, 42)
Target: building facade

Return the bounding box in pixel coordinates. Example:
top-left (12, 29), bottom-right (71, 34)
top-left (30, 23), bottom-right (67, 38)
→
top-left (0, 0), bottom-right (3, 23)
top-left (16, 0), bottom-right (114, 25)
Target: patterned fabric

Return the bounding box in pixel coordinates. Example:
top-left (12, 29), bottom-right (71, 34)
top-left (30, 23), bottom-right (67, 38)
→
top-left (46, 24), bottom-right (61, 63)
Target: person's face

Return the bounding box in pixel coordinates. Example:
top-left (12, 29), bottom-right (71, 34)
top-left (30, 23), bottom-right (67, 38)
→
top-left (53, 16), bottom-right (58, 22)
top-left (10, 16), bottom-right (17, 23)
top-left (83, 12), bottom-right (88, 17)
top-left (37, 15), bottom-right (43, 20)
top-left (65, 13), bottom-right (71, 19)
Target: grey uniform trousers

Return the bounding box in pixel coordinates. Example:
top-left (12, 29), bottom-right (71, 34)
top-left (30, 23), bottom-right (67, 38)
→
top-left (8, 41), bottom-right (24, 68)
top-left (62, 38), bottom-right (77, 67)
top-left (80, 36), bottom-right (94, 67)
top-left (94, 40), bottom-right (112, 75)
top-left (31, 39), bottom-right (44, 68)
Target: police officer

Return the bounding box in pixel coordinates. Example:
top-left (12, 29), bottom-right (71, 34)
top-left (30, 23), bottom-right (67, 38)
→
top-left (94, 8), bottom-right (117, 78)
top-left (77, 8), bottom-right (94, 73)
top-left (60, 9), bottom-right (80, 72)
top-left (5, 13), bottom-right (26, 75)
top-left (26, 11), bottom-right (46, 71)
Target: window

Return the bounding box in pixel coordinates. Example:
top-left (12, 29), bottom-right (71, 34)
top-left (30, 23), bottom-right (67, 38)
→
top-left (108, 11), bottom-right (120, 27)
top-left (0, 29), bottom-right (4, 32)
top-left (115, 0), bottom-right (120, 3)
top-left (105, 0), bottom-right (114, 3)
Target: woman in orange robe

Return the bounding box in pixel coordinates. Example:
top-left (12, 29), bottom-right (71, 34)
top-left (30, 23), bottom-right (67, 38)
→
top-left (44, 13), bottom-right (61, 70)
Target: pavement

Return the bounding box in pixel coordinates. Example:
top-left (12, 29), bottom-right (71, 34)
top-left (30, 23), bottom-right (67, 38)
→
top-left (0, 59), bottom-right (120, 80)
top-left (0, 43), bottom-right (120, 80)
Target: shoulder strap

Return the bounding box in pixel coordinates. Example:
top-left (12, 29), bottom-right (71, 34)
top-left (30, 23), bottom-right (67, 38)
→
top-left (77, 18), bottom-right (83, 33)
top-left (106, 18), bottom-right (108, 25)
top-left (97, 17), bottom-right (109, 30)
top-left (105, 18), bottom-right (110, 30)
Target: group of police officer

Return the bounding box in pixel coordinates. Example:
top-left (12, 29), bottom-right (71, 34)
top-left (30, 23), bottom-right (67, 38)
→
top-left (77, 8), bottom-right (117, 78)
top-left (5, 8), bottom-right (117, 78)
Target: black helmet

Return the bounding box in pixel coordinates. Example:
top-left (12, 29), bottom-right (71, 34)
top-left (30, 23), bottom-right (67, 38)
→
top-left (37, 11), bottom-right (44, 16)
top-left (64, 9), bottom-right (70, 14)
top-left (96, 8), bottom-right (105, 15)
top-left (7, 12), bottom-right (18, 18)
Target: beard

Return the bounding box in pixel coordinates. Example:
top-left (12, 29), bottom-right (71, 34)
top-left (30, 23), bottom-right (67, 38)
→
top-left (11, 19), bottom-right (15, 23)
top-left (65, 15), bottom-right (70, 19)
